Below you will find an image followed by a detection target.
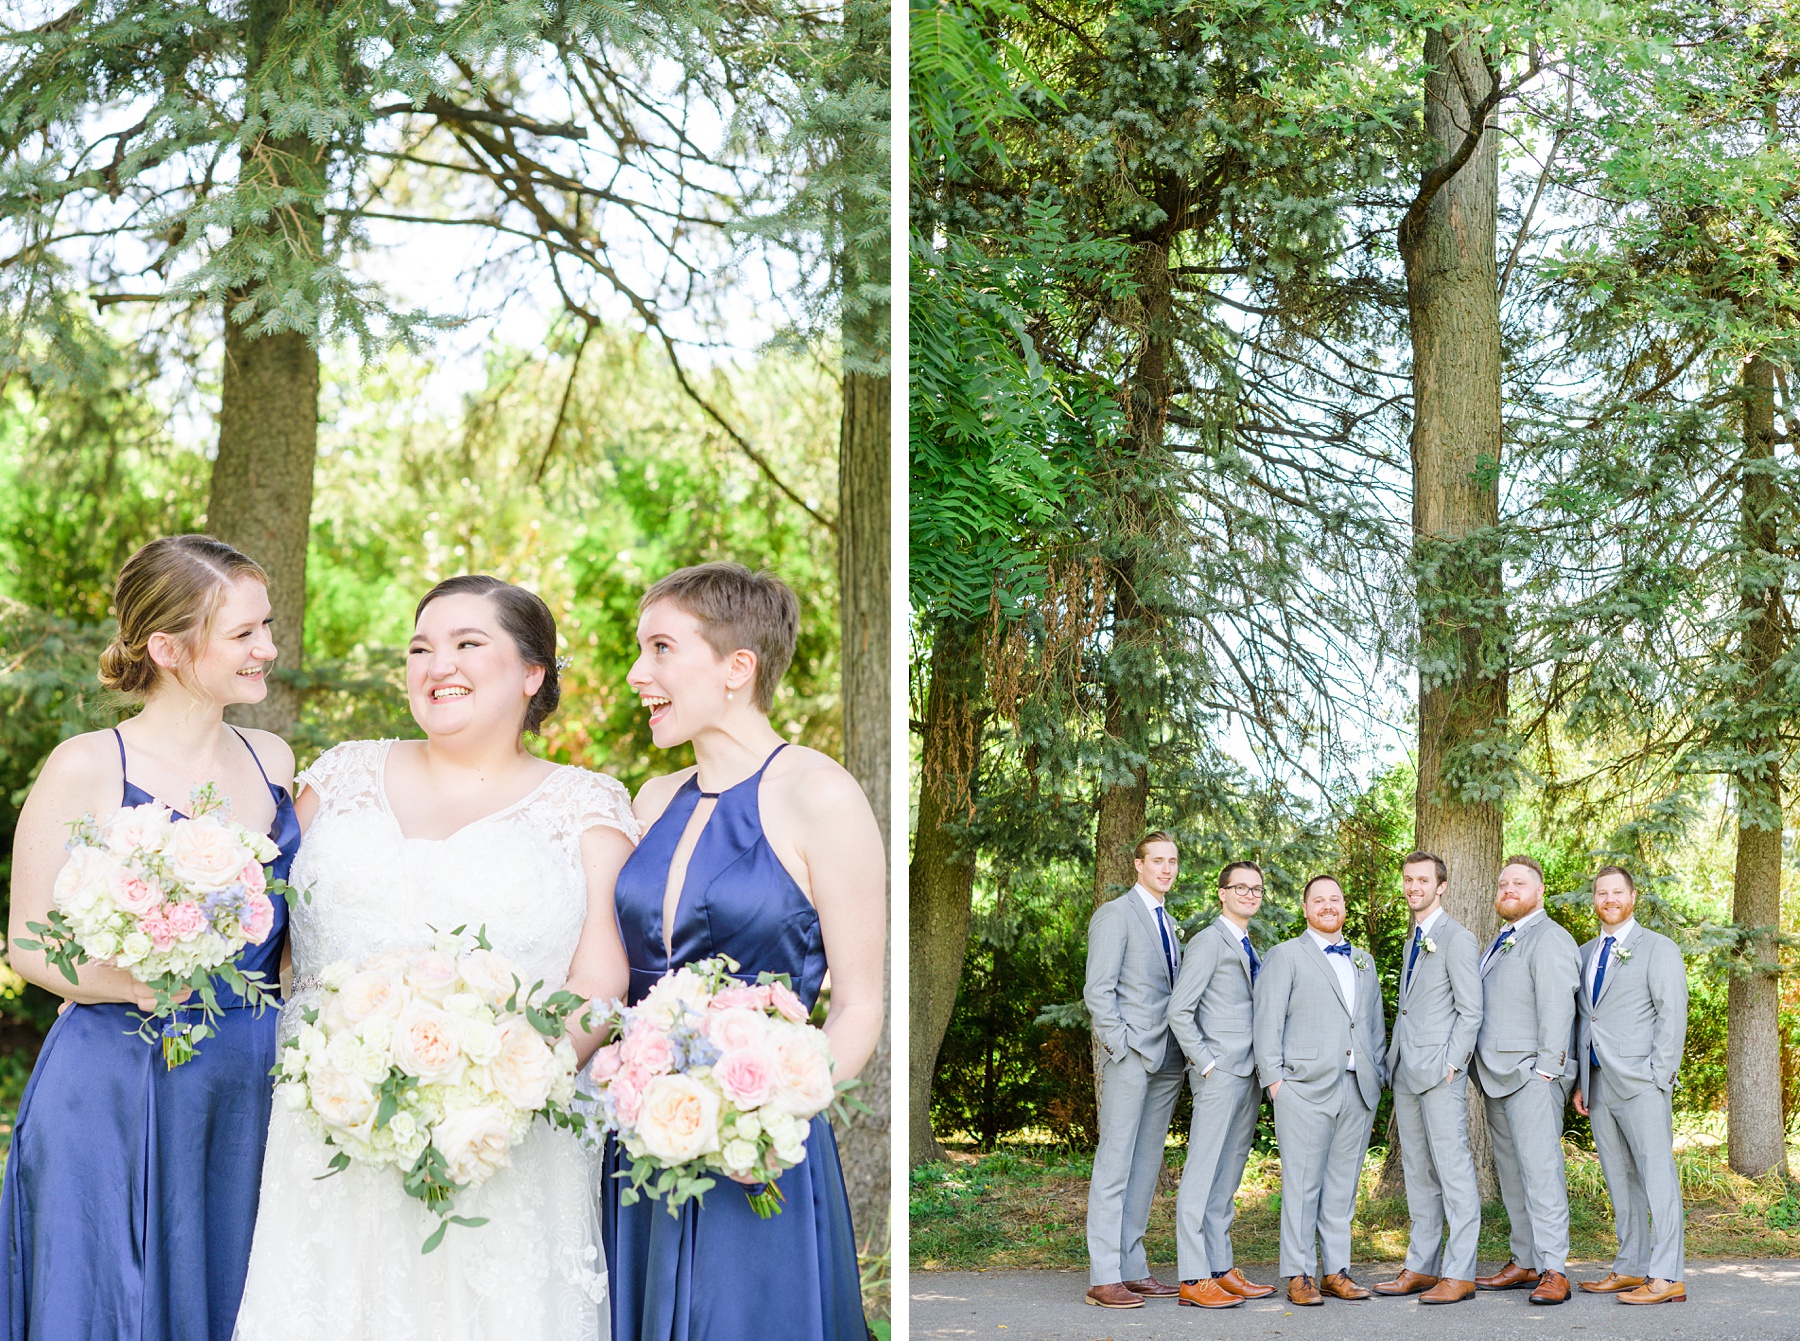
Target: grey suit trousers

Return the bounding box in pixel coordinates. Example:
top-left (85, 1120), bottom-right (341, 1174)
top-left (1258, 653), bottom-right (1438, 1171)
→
top-left (1590, 1068), bottom-right (1684, 1281)
top-left (1484, 1076), bottom-right (1570, 1274)
top-left (1088, 1052), bottom-right (1185, 1284)
top-left (1175, 1067), bottom-right (1260, 1280)
top-left (1273, 1074), bottom-right (1374, 1279)
top-left (1394, 1074), bottom-right (1480, 1279)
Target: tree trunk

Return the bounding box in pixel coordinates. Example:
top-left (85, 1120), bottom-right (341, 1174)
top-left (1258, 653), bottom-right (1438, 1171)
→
top-left (1400, 26), bottom-right (1505, 1204)
top-left (908, 616), bottom-right (984, 1167)
top-left (1728, 355), bottom-right (1788, 1179)
top-left (830, 368), bottom-right (892, 1253)
top-left (209, 322), bottom-right (317, 734)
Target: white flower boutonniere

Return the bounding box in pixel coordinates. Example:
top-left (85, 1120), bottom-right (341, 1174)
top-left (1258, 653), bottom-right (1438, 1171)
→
top-left (1614, 946), bottom-right (1633, 964)
top-left (1500, 936), bottom-right (1517, 955)
top-left (1353, 950), bottom-right (1374, 972)
top-left (1421, 936), bottom-right (1438, 955)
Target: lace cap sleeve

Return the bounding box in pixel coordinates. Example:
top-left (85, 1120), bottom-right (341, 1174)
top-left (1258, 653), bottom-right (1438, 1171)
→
top-left (294, 739), bottom-right (384, 807)
top-left (563, 767), bottom-right (640, 844)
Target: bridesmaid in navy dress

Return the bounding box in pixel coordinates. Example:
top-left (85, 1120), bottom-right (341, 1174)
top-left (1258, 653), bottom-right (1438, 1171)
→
top-left (606, 563), bottom-right (886, 1341)
top-left (2, 536), bottom-right (295, 1341)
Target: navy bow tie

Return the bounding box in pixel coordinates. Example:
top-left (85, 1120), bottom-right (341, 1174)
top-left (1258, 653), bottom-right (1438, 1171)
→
top-left (1324, 942), bottom-right (1352, 958)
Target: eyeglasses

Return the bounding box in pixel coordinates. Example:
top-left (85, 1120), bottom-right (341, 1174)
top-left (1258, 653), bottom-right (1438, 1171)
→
top-left (1223, 884), bottom-right (1264, 897)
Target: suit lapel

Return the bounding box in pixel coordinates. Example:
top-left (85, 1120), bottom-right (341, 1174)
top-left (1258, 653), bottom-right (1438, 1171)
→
top-left (1215, 917), bottom-right (1252, 989)
top-left (1402, 919), bottom-right (1429, 1002)
top-left (1128, 892), bottom-right (1172, 986)
top-left (1301, 934), bottom-right (1350, 1014)
top-left (1595, 923), bottom-right (1638, 1007)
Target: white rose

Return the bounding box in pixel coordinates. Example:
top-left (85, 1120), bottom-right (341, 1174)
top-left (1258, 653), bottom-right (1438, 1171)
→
top-left (337, 969), bottom-right (409, 1024)
top-left (458, 1017), bottom-right (502, 1066)
top-left (162, 815), bottom-right (252, 890)
top-left (489, 1018), bottom-right (557, 1110)
top-left (356, 1016), bottom-right (394, 1057)
top-left (299, 1022), bottom-right (330, 1060)
top-left (277, 1080), bottom-right (310, 1112)
top-left (773, 1127), bottom-right (807, 1166)
top-left (733, 1111), bottom-right (762, 1141)
top-left (456, 948), bottom-right (521, 1007)
top-left (391, 1001), bottom-right (465, 1084)
top-left (636, 1074), bottom-right (723, 1165)
top-left (720, 1137), bottom-right (760, 1174)
top-left (433, 1105), bottom-right (514, 1187)
top-left (89, 931), bottom-right (122, 962)
top-left (760, 1106), bottom-right (798, 1147)
top-left (404, 952), bottom-right (459, 1004)
top-left (351, 1039), bottom-right (393, 1087)
top-left (52, 845), bottom-right (126, 913)
top-left (321, 959), bottom-right (357, 990)
top-left (771, 1032), bottom-right (836, 1118)
top-left (102, 804), bottom-right (174, 856)
top-left (309, 1065), bottom-right (377, 1130)
top-left (442, 991), bottom-right (484, 1020)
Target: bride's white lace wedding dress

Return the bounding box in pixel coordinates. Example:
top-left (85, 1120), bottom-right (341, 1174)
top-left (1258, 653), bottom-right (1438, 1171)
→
top-left (233, 739), bottom-right (637, 1340)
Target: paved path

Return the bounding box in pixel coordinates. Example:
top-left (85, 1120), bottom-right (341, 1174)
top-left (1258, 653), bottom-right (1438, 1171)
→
top-left (912, 1261), bottom-right (1800, 1339)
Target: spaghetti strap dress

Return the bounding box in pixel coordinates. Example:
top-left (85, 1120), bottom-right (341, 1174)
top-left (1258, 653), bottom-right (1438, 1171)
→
top-left (603, 744), bottom-right (868, 1341)
top-left (0, 727), bottom-right (296, 1341)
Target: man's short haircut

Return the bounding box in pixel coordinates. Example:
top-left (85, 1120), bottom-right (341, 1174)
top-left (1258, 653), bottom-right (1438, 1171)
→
top-left (1301, 873), bottom-right (1343, 901)
top-left (1218, 860), bottom-right (1263, 889)
top-left (1500, 853), bottom-right (1545, 884)
top-left (1134, 830), bottom-right (1178, 861)
top-left (1593, 864), bottom-right (1636, 893)
top-left (1400, 850), bottom-right (1448, 886)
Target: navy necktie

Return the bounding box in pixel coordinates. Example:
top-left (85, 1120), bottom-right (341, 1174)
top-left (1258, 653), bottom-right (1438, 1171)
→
top-left (1155, 906), bottom-right (1178, 981)
top-left (1405, 925), bottom-right (1423, 987)
top-left (1242, 935), bottom-right (1260, 982)
top-left (1590, 935), bottom-right (1615, 1069)
top-left (1325, 941), bottom-right (1352, 958)
top-left (1485, 925), bottom-right (1514, 968)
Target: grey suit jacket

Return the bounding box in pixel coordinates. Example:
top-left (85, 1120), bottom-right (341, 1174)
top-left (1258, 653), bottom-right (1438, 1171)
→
top-left (1474, 911), bottom-right (1580, 1097)
top-left (1085, 890), bottom-right (1183, 1069)
top-left (1577, 922), bottom-right (1687, 1101)
top-left (1167, 917), bottom-right (1257, 1078)
top-left (1387, 911), bottom-right (1482, 1095)
top-left (1252, 934), bottom-right (1386, 1110)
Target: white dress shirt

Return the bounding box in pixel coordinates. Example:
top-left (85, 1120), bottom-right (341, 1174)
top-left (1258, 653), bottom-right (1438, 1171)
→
top-left (1306, 926), bottom-right (1356, 1069)
top-left (1586, 916), bottom-right (1636, 1000)
top-left (1414, 905), bottom-right (1446, 941)
top-left (1136, 884), bottom-right (1178, 978)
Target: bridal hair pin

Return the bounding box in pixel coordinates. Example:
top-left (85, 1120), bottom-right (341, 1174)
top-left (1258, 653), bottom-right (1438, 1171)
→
top-left (554, 655), bottom-right (573, 672)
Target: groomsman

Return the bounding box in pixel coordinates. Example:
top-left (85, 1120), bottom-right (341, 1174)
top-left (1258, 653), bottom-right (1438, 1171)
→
top-left (1083, 832), bottom-right (1188, 1308)
top-left (1572, 866), bottom-right (1689, 1306)
top-left (1472, 855), bottom-right (1580, 1306)
top-left (1166, 861), bottom-right (1278, 1309)
top-left (1374, 851), bottom-right (1483, 1304)
top-left (1253, 874), bottom-right (1386, 1306)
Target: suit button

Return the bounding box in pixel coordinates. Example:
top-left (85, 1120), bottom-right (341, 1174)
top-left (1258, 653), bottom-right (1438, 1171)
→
top-left (1346, 1049), bottom-right (1353, 1056)
top-left (1400, 1008), bottom-right (1407, 1015)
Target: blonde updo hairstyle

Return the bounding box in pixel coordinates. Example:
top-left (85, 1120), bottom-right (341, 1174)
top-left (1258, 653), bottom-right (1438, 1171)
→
top-left (99, 535), bottom-right (269, 699)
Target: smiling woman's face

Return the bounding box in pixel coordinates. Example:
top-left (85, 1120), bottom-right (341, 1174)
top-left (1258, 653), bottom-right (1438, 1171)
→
top-left (406, 591), bottom-right (544, 744)
top-left (626, 599), bottom-right (749, 749)
top-left (168, 575), bottom-right (276, 705)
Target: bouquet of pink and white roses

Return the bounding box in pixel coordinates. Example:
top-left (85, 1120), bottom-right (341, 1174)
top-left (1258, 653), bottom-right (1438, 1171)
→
top-left (271, 927), bottom-right (588, 1252)
top-left (587, 955), bottom-right (856, 1219)
top-left (17, 785), bottom-right (286, 1066)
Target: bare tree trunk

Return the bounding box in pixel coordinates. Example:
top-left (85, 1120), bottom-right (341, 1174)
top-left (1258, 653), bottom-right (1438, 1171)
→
top-left (831, 368), bottom-right (892, 1253)
top-left (908, 616), bottom-right (984, 1167)
top-left (1729, 355), bottom-right (1789, 1179)
top-left (1400, 26), bottom-right (1505, 1203)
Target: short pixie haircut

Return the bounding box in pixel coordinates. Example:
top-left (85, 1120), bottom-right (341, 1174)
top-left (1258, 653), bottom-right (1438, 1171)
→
top-left (639, 562), bottom-right (798, 713)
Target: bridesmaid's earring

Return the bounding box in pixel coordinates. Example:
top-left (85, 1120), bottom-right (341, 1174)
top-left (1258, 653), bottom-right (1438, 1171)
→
top-left (727, 690), bottom-right (735, 701)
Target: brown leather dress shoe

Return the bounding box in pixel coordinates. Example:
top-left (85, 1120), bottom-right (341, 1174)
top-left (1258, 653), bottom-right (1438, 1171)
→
top-left (1215, 1268), bottom-right (1276, 1299)
top-left (1121, 1275), bottom-right (1179, 1299)
top-left (1528, 1269), bottom-right (1571, 1305)
top-left (1287, 1274), bottom-right (1323, 1306)
top-left (1419, 1278), bottom-right (1475, 1305)
top-left (1178, 1279), bottom-right (1244, 1309)
top-left (1618, 1278), bottom-right (1686, 1305)
top-left (1373, 1268), bottom-right (1439, 1296)
top-left (1474, 1261), bottom-right (1541, 1290)
top-left (1321, 1271), bottom-right (1372, 1300)
top-left (1579, 1272), bottom-right (1646, 1294)
top-left (1085, 1283), bottom-right (1144, 1308)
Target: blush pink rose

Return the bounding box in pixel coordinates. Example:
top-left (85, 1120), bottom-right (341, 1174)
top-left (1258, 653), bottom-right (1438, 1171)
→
top-left (164, 902), bottom-right (208, 941)
top-left (111, 871), bottom-right (163, 917)
top-left (242, 893), bottom-right (276, 945)
top-left (767, 981), bottom-right (809, 1025)
top-left (391, 1002), bottom-right (464, 1083)
top-left (710, 985), bottom-right (767, 1012)
top-left (612, 1064), bottom-right (652, 1126)
top-left (404, 952), bottom-right (459, 1003)
top-left (771, 1032), bottom-right (835, 1117)
top-left (338, 969), bottom-right (408, 1023)
top-left (620, 1026), bottom-right (674, 1075)
top-left (713, 1046), bottom-right (776, 1109)
top-left (589, 1042), bottom-right (625, 1082)
top-left (163, 817), bottom-right (250, 890)
top-left (490, 1018), bottom-right (559, 1111)
top-left (141, 912), bottom-right (175, 953)
top-left (706, 1007), bottom-right (768, 1053)
top-left (238, 862), bottom-right (267, 898)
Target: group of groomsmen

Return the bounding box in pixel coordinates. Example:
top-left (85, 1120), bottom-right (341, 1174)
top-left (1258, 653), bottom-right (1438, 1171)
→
top-left (1083, 832), bottom-right (1690, 1311)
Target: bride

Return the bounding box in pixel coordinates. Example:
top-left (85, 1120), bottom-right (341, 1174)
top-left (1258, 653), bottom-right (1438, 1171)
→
top-left (234, 574), bottom-right (635, 1340)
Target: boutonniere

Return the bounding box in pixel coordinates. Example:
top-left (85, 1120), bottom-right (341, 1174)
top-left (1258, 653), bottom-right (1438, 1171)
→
top-left (1353, 950), bottom-right (1374, 972)
top-left (1501, 937), bottom-right (1517, 954)
top-left (1614, 945), bottom-right (1633, 963)
top-left (1421, 936), bottom-right (1438, 954)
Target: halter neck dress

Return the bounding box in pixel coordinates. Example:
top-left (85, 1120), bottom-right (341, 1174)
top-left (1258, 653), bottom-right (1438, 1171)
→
top-left (0, 728), bottom-right (297, 1341)
top-left (603, 744), bottom-right (867, 1341)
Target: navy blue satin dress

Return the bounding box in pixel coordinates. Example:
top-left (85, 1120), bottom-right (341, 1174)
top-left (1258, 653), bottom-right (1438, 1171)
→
top-left (0, 728), bottom-right (296, 1341)
top-left (604, 745), bottom-right (867, 1341)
